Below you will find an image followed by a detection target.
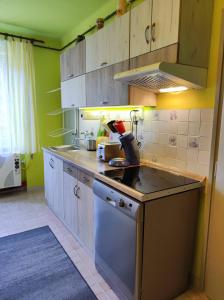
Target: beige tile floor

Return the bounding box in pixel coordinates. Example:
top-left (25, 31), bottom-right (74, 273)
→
top-left (0, 189), bottom-right (208, 300)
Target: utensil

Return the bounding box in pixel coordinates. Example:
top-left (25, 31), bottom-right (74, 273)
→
top-left (107, 120), bottom-right (117, 133)
top-left (85, 139), bottom-right (96, 151)
top-left (113, 120), bottom-right (126, 135)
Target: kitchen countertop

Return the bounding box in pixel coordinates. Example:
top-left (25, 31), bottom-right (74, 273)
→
top-left (43, 147), bottom-right (205, 202)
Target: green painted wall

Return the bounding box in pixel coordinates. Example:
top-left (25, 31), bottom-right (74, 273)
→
top-left (26, 47), bottom-right (62, 187)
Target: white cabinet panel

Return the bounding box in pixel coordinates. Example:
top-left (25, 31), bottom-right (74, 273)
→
top-left (63, 172), bottom-right (78, 236)
top-left (61, 74), bottom-right (86, 108)
top-left (130, 0), bottom-right (152, 58)
top-left (151, 0), bottom-right (180, 51)
top-left (77, 179), bottom-right (94, 254)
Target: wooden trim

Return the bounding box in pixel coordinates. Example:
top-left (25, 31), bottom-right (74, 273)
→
top-left (203, 9), bottom-right (224, 289)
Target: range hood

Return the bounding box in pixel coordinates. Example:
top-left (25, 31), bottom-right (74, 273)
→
top-left (114, 62), bottom-right (207, 94)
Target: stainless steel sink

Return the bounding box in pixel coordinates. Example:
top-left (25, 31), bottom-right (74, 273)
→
top-left (49, 145), bottom-right (80, 152)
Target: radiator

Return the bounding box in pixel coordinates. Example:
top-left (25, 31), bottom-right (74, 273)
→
top-left (0, 154), bottom-right (21, 189)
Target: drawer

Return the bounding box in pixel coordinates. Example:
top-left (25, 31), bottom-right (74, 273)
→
top-left (78, 170), bottom-right (93, 188)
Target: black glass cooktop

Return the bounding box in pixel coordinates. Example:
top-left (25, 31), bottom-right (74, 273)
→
top-left (100, 166), bottom-right (200, 194)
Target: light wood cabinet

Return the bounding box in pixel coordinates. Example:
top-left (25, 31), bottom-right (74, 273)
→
top-left (86, 12), bottom-right (129, 73)
top-left (86, 60), bottom-right (129, 107)
top-left (130, 0), bottom-right (212, 69)
top-left (151, 0), bottom-right (180, 51)
top-left (60, 40), bottom-right (86, 82)
top-left (43, 151), bottom-right (64, 220)
top-left (130, 0), bottom-right (152, 59)
top-left (61, 74), bottom-right (86, 108)
top-left (130, 0), bottom-right (180, 58)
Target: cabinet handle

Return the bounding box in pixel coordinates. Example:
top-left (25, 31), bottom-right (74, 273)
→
top-left (76, 187), bottom-right (80, 199)
top-left (49, 158), bottom-right (54, 169)
top-left (145, 25), bottom-right (150, 44)
top-left (100, 100), bottom-right (109, 105)
top-left (100, 62), bottom-right (108, 67)
top-left (74, 184), bottom-right (78, 196)
top-left (151, 22), bottom-right (156, 42)
top-left (67, 167), bottom-right (73, 173)
top-left (83, 176), bottom-right (90, 183)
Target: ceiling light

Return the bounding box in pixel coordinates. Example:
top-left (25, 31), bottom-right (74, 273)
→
top-left (159, 86), bottom-right (188, 93)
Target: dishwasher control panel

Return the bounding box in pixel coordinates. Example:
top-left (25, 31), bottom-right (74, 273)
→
top-left (93, 179), bottom-right (141, 219)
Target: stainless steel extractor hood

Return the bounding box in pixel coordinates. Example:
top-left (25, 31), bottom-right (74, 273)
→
top-left (114, 62), bottom-right (207, 94)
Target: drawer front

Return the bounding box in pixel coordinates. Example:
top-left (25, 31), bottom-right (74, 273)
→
top-left (78, 170), bottom-right (93, 188)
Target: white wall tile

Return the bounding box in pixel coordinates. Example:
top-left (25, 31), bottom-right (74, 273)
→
top-left (177, 122), bottom-right (188, 135)
top-left (188, 122), bottom-right (200, 136)
top-left (188, 136), bottom-right (200, 149)
top-left (201, 109), bottom-right (214, 122)
top-left (198, 151), bottom-right (210, 164)
top-left (177, 135), bottom-right (188, 148)
top-left (159, 121), bottom-right (169, 133)
top-left (200, 122), bottom-right (213, 137)
top-left (177, 147), bottom-right (187, 161)
top-left (177, 110), bottom-right (189, 122)
top-left (168, 121), bottom-right (178, 134)
top-left (143, 120), bottom-right (152, 132)
top-left (166, 146), bottom-right (177, 159)
top-left (152, 110), bottom-right (160, 121)
top-left (151, 121), bottom-right (160, 133)
top-left (159, 110), bottom-right (170, 121)
top-left (159, 133), bottom-right (169, 145)
top-left (187, 149), bottom-right (199, 163)
top-left (189, 109), bottom-right (201, 122)
top-left (168, 135), bottom-right (177, 146)
top-left (200, 137), bottom-right (211, 151)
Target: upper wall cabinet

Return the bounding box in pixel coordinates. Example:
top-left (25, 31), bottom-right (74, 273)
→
top-left (60, 40), bottom-right (86, 81)
top-left (86, 61), bottom-right (129, 107)
top-left (86, 12), bottom-right (129, 73)
top-left (130, 0), bottom-right (213, 69)
top-left (61, 75), bottom-right (86, 108)
top-left (130, 0), bottom-right (180, 59)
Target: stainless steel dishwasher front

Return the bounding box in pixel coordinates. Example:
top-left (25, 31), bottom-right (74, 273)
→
top-left (93, 179), bottom-right (143, 300)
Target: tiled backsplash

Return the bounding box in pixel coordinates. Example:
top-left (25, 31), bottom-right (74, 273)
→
top-left (79, 108), bottom-right (214, 177)
top-left (140, 108), bottom-right (213, 177)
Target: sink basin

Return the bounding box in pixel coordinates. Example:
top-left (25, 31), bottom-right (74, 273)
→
top-left (49, 145), bottom-right (80, 152)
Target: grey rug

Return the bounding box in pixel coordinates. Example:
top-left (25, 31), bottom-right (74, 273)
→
top-left (0, 226), bottom-right (97, 300)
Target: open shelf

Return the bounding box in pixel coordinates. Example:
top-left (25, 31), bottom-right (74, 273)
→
top-left (49, 128), bottom-right (73, 138)
top-left (47, 108), bottom-right (74, 116)
top-left (46, 87), bottom-right (61, 94)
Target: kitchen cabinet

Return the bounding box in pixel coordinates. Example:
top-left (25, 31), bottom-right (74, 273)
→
top-left (130, 0), bottom-right (179, 59)
top-left (77, 170), bottom-right (94, 254)
top-left (43, 151), bottom-right (64, 220)
top-left (63, 166), bottom-right (78, 236)
top-left (86, 12), bottom-right (129, 73)
top-left (86, 60), bottom-right (129, 107)
top-left (60, 40), bottom-right (86, 82)
top-left (130, 0), bottom-right (152, 59)
top-left (61, 74), bottom-right (86, 108)
top-left (63, 162), bottom-right (94, 255)
top-left (151, 0), bottom-right (180, 51)
top-left (130, 0), bottom-right (213, 69)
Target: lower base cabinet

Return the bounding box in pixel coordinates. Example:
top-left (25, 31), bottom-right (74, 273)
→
top-left (44, 152), bottom-right (94, 256)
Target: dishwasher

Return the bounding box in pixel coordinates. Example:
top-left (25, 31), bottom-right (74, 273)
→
top-left (93, 177), bottom-right (200, 300)
top-left (93, 179), bottom-right (143, 300)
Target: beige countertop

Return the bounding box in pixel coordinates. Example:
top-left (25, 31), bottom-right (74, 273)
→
top-left (43, 147), bottom-right (205, 202)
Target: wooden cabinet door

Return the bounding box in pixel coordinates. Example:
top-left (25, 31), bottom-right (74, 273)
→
top-left (151, 0), bottom-right (180, 51)
top-left (61, 74), bottom-right (86, 108)
top-left (86, 12), bottom-right (129, 72)
top-left (60, 40), bottom-right (86, 81)
top-left (108, 12), bottom-right (130, 65)
top-left (77, 171), bottom-right (94, 255)
top-left (130, 0), bottom-right (152, 58)
top-left (63, 171), bottom-right (78, 236)
top-left (69, 40), bottom-right (86, 78)
top-left (86, 60), bottom-right (129, 107)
